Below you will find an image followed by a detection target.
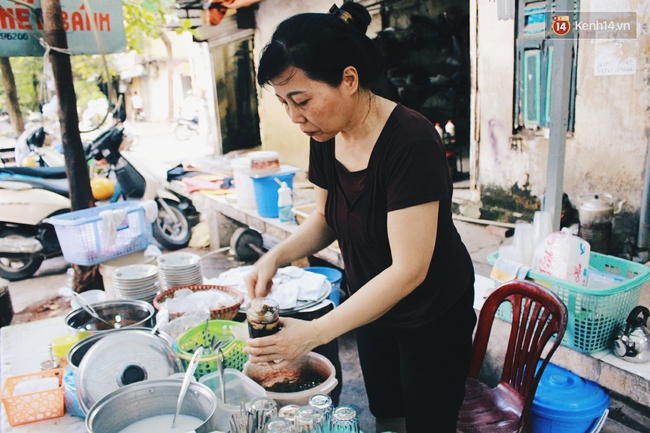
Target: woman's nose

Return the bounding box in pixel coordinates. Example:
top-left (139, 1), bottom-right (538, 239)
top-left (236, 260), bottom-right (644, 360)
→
top-left (287, 106), bottom-right (306, 124)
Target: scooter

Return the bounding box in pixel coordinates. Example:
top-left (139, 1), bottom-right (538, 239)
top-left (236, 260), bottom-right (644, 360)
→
top-left (0, 125), bottom-right (196, 281)
top-left (172, 116), bottom-right (199, 141)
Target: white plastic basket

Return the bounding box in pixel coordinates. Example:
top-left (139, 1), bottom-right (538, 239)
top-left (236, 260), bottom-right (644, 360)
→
top-left (47, 201), bottom-right (152, 266)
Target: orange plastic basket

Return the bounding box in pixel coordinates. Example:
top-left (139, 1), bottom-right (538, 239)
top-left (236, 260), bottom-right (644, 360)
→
top-left (1, 368), bottom-right (65, 426)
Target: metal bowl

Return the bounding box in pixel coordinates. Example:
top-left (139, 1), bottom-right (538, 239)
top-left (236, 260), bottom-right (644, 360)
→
top-left (85, 379), bottom-right (218, 433)
top-left (65, 299), bottom-right (155, 334)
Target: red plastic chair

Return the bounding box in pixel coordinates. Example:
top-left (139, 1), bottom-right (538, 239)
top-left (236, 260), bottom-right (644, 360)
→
top-left (457, 280), bottom-right (568, 433)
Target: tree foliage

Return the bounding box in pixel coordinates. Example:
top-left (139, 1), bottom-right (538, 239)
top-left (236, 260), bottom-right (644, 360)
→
top-left (123, 0), bottom-right (178, 53)
top-left (1, 0), bottom-right (183, 117)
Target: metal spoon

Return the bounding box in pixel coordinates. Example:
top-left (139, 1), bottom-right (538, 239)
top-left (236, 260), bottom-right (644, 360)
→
top-left (70, 291), bottom-right (114, 328)
top-left (217, 346), bottom-right (226, 404)
top-left (171, 346), bottom-right (203, 429)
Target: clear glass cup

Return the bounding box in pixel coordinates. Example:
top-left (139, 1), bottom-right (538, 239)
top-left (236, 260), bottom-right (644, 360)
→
top-left (246, 298), bottom-right (281, 338)
top-left (308, 394), bottom-right (333, 429)
top-left (278, 404), bottom-right (301, 430)
top-left (250, 396), bottom-right (279, 431)
top-left (296, 405), bottom-right (325, 433)
top-left (263, 416), bottom-right (294, 433)
top-left (331, 405), bottom-right (359, 433)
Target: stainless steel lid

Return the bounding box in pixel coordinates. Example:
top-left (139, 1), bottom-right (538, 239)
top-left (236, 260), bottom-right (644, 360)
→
top-left (77, 330), bottom-right (183, 413)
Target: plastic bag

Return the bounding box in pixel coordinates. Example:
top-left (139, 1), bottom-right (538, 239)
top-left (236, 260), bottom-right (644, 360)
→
top-left (532, 229), bottom-right (590, 286)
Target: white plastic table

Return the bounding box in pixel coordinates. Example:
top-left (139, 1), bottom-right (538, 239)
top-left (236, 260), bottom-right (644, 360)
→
top-left (1, 316), bottom-right (87, 432)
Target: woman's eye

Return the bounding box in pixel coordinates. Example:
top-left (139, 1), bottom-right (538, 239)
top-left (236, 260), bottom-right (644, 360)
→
top-left (296, 100), bottom-right (309, 107)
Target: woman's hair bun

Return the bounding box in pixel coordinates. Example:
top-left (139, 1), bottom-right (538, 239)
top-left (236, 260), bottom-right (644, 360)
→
top-left (340, 1), bottom-right (372, 34)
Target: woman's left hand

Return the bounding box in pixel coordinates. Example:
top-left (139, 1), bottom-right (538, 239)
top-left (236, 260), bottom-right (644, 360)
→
top-left (243, 317), bottom-right (319, 369)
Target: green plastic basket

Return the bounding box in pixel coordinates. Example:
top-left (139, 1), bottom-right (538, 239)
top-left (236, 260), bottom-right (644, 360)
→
top-left (176, 320), bottom-right (249, 379)
top-left (487, 251), bottom-right (650, 354)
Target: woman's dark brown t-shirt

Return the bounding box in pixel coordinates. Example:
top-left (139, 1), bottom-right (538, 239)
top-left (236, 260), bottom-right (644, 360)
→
top-left (309, 104), bottom-right (474, 329)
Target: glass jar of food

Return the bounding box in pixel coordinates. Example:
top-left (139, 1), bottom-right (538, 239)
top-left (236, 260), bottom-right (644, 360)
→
top-left (246, 298), bottom-right (281, 338)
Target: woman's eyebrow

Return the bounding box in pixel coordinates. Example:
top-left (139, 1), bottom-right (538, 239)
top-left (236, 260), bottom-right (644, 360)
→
top-left (283, 91), bottom-right (305, 98)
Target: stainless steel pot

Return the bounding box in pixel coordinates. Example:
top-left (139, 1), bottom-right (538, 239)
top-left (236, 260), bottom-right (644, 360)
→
top-left (85, 379), bottom-right (218, 433)
top-left (66, 327), bottom-right (176, 374)
top-left (77, 329), bottom-right (183, 412)
top-left (65, 299), bottom-right (155, 334)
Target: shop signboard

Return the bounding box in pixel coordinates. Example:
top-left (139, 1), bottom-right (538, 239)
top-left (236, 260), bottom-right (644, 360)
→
top-left (0, 0), bottom-right (126, 57)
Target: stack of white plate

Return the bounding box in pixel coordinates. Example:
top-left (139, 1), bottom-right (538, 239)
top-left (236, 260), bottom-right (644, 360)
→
top-left (112, 264), bottom-right (161, 303)
top-left (157, 252), bottom-right (203, 291)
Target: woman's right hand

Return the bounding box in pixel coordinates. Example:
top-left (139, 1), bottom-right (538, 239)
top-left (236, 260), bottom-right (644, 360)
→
top-left (244, 256), bottom-right (278, 299)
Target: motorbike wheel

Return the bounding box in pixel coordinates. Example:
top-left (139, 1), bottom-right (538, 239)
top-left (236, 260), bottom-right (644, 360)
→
top-left (152, 200), bottom-right (192, 250)
top-left (0, 230), bottom-right (44, 281)
top-left (173, 123), bottom-right (194, 141)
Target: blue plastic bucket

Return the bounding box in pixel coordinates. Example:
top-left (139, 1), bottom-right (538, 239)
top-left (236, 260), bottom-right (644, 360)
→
top-left (304, 266), bottom-right (344, 307)
top-left (251, 172), bottom-right (295, 218)
top-left (532, 362), bottom-right (609, 433)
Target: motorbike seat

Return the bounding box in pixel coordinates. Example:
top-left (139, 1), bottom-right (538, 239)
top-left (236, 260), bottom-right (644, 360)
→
top-left (1, 175), bottom-right (69, 198)
top-left (0, 166), bottom-right (67, 179)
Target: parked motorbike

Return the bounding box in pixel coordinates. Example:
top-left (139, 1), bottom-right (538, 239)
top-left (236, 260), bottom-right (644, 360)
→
top-left (133, 107), bottom-right (146, 122)
top-left (0, 125), bottom-right (197, 281)
top-left (172, 116), bottom-right (199, 141)
top-left (14, 126), bottom-right (65, 168)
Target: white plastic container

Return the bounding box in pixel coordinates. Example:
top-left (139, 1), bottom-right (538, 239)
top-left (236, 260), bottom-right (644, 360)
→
top-left (248, 151), bottom-right (280, 175)
top-left (199, 369), bottom-right (266, 432)
top-left (277, 181), bottom-right (293, 223)
top-left (231, 157), bottom-right (256, 210)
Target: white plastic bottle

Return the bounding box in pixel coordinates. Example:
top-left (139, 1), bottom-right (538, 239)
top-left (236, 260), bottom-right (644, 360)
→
top-left (277, 181), bottom-right (294, 223)
top-left (445, 119), bottom-right (455, 138)
top-left (434, 123), bottom-right (444, 138)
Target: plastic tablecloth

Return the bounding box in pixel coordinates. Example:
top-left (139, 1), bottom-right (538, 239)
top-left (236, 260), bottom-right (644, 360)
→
top-left (1, 316), bottom-right (87, 432)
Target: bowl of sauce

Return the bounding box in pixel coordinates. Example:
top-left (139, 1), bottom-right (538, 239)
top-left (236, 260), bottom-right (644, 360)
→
top-left (243, 351), bottom-right (338, 406)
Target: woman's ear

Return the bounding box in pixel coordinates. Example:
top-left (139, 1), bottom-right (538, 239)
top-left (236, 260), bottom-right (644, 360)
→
top-left (340, 66), bottom-right (360, 95)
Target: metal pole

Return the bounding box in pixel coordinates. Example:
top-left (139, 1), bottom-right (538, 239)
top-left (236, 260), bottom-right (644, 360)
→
top-left (637, 139), bottom-right (650, 251)
top-left (543, 0), bottom-right (573, 231)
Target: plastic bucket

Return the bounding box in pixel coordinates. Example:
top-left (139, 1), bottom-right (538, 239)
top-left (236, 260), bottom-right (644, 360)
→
top-left (251, 173), bottom-right (295, 218)
top-left (231, 157), bottom-right (256, 210)
top-left (304, 266), bottom-right (344, 307)
top-left (531, 362), bottom-right (609, 433)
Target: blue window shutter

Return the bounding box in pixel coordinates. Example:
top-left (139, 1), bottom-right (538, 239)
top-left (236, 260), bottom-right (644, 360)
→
top-left (544, 45), bottom-right (553, 126)
top-left (523, 49), bottom-right (541, 126)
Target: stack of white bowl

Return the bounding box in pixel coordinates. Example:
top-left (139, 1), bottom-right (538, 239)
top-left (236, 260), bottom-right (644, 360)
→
top-left (157, 252), bottom-right (203, 291)
top-left (112, 264), bottom-right (161, 303)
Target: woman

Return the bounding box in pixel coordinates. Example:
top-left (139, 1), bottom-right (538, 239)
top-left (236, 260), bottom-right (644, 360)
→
top-left (243, 3), bottom-right (476, 432)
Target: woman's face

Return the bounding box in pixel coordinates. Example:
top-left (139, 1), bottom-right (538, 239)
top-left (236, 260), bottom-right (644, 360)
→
top-left (272, 67), bottom-right (356, 142)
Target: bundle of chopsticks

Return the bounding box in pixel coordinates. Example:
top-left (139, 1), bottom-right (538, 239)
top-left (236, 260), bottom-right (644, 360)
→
top-left (229, 402), bottom-right (275, 433)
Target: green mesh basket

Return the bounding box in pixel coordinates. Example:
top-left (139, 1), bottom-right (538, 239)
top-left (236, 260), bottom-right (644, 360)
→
top-left (176, 320), bottom-right (248, 379)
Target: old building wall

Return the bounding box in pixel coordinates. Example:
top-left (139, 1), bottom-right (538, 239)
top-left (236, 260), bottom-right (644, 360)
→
top-left (474, 0), bottom-right (650, 251)
top-left (253, 0), bottom-right (334, 172)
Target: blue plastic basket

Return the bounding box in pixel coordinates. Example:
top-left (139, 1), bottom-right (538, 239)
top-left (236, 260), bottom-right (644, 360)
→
top-left (487, 251), bottom-right (650, 354)
top-left (47, 201), bottom-right (152, 266)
